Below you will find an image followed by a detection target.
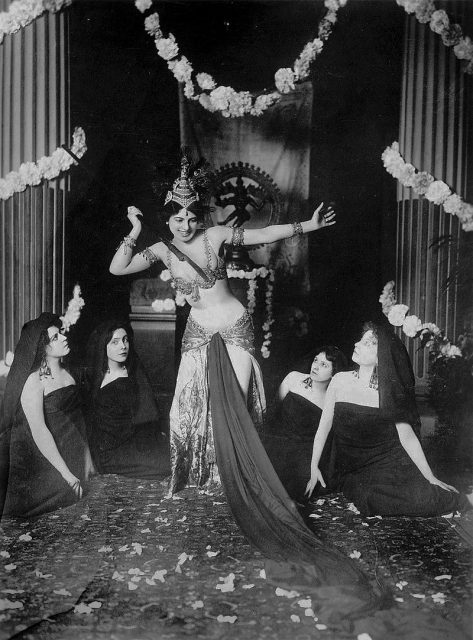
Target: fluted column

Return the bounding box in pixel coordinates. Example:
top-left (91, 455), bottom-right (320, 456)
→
top-left (396, 1), bottom-right (472, 385)
top-left (0, 1), bottom-right (69, 356)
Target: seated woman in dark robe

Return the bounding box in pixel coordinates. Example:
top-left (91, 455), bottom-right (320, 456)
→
top-left (306, 322), bottom-right (471, 516)
top-left (263, 346), bottom-right (348, 500)
top-left (86, 320), bottom-right (170, 479)
top-left (1, 313), bottom-right (91, 518)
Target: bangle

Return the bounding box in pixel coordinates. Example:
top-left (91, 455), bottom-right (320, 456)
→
top-left (117, 235), bottom-right (137, 255)
top-left (291, 221), bottom-right (303, 237)
top-left (231, 227), bottom-right (245, 247)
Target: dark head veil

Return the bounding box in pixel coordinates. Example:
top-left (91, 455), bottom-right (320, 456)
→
top-left (0, 312), bottom-right (60, 514)
top-left (375, 322), bottom-right (421, 436)
top-left (85, 318), bottom-right (161, 428)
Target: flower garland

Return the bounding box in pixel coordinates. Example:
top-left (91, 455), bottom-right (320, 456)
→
top-left (227, 266), bottom-right (275, 358)
top-left (382, 142), bottom-right (473, 232)
top-left (60, 283), bottom-right (85, 333)
top-left (0, 0), bottom-right (73, 45)
top-left (0, 126), bottom-right (87, 201)
top-left (138, 0), bottom-right (347, 118)
top-left (395, 0), bottom-right (473, 74)
top-left (379, 280), bottom-right (462, 359)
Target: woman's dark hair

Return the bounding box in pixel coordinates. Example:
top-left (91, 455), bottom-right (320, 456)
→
top-left (311, 345), bottom-right (349, 376)
top-left (31, 318), bottom-right (62, 373)
top-left (100, 322), bottom-right (136, 378)
top-left (361, 321), bottom-right (379, 340)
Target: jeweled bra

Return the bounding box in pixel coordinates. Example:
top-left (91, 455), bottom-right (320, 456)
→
top-left (167, 230), bottom-right (227, 302)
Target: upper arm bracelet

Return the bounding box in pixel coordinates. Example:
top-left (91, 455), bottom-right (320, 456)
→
top-left (231, 227), bottom-right (245, 247)
top-left (138, 247), bottom-right (159, 264)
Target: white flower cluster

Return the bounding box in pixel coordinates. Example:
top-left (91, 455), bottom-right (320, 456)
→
top-left (380, 281), bottom-right (462, 359)
top-left (227, 266), bottom-right (275, 358)
top-left (0, 126), bottom-right (87, 201)
top-left (0, 350), bottom-right (14, 377)
top-left (60, 284), bottom-right (85, 333)
top-left (140, 0), bottom-right (347, 118)
top-left (382, 142), bottom-right (473, 232)
top-left (0, 0), bottom-right (72, 44)
top-left (395, 1), bottom-right (473, 74)
top-left (151, 298), bottom-right (176, 313)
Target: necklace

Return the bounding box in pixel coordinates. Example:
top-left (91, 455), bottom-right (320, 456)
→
top-left (301, 376), bottom-right (313, 390)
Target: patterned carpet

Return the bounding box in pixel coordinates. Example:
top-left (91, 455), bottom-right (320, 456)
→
top-left (0, 473), bottom-right (471, 640)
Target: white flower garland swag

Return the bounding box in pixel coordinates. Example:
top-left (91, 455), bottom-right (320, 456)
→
top-left (137, 0), bottom-right (348, 118)
top-left (395, 0), bottom-right (473, 74)
top-left (0, 126), bottom-right (87, 201)
top-left (0, 0), bottom-right (73, 45)
top-left (382, 142), bottom-right (473, 232)
top-left (379, 280), bottom-right (462, 359)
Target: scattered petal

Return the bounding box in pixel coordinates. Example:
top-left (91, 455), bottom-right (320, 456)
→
top-left (396, 581), bottom-right (408, 590)
top-left (98, 546), bottom-right (113, 553)
top-left (34, 569), bottom-right (52, 578)
top-left (0, 599), bottom-right (23, 611)
top-left (80, 514), bottom-right (91, 521)
top-left (0, 551), bottom-right (10, 559)
top-left (18, 533), bottom-right (32, 542)
top-left (151, 569), bottom-right (167, 583)
top-left (130, 576), bottom-right (141, 583)
top-left (89, 601), bottom-right (102, 609)
top-left (411, 593), bottom-right (426, 599)
top-left (432, 592), bottom-right (446, 604)
top-left (2, 589), bottom-right (24, 595)
top-left (145, 578), bottom-right (156, 586)
top-left (304, 608), bottom-right (316, 617)
top-left (346, 503), bottom-right (360, 514)
top-left (434, 575), bottom-right (452, 581)
top-left (118, 545), bottom-right (129, 552)
top-left (349, 550), bottom-right (361, 559)
top-left (315, 499), bottom-right (325, 505)
top-left (5, 564), bottom-right (16, 572)
top-left (297, 598), bottom-right (312, 608)
top-left (357, 634), bottom-right (373, 640)
top-left (275, 587), bottom-right (300, 598)
top-left (259, 569), bottom-right (266, 579)
top-left (128, 582), bottom-right (138, 591)
top-left (315, 623), bottom-right (327, 629)
top-left (242, 584), bottom-right (254, 589)
top-left (216, 573), bottom-right (235, 592)
top-left (217, 614), bottom-right (237, 623)
top-left (177, 515), bottom-right (187, 522)
top-left (112, 572), bottom-right (124, 582)
top-left (74, 603), bottom-right (93, 614)
top-left (291, 614), bottom-right (301, 623)
top-left (394, 597), bottom-right (404, 603)
top-left (309, 514), bottom-right (322, 519)
top-left (140, 528), bottom-right (152, 533)
top-left (53, 589), bottom-right (72, 596)
top-left (206, 550), bottom-right (219, 557)
top-left (191, 600), bottom-right (204, 609)
top-left (131, 543), bottom-right (143, 555)
top-left (128, 568), bottom-right (145, 576)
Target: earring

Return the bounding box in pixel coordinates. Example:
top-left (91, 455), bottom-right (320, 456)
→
top-left (106, 366), bottom-right (110, 374)
top-left (39, 356), bottom-right (51, 379)
top-left (369, 364), bottom-right (378, 390)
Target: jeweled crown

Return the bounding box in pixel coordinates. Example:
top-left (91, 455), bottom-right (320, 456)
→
top-left (164, 156), bottom-right (199, 209)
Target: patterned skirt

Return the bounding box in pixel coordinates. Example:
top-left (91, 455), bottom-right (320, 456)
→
top-left (168, 310), bottom-right (265, 494)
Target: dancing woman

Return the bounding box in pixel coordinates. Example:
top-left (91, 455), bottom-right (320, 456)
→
top-left (109, 155), bottom-right (335, 493)
top-left (306, 321), bottom-right (471, 516)
top-left (1, 313), bottom-right (91, 518)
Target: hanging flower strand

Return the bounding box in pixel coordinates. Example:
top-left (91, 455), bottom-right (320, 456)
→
top-left (139, 0), bottom-right (348, 118)
top-left (395, 0), bottom-right (473, 74)
top-left (382, 142), bottom-right (473, 232)
top-left (0, 126), bottom-right (87, 201)
top-left (0, 0), bottom-right (73, 45)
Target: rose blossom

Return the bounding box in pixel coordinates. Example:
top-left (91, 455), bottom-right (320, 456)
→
top-left (274, 68), bottom-right (296, 94)
top-left (18, 161), bottom-right (42, 186)
top-left (424, 180), bottom-right (451, 205)
top-left (144, 14), bottom-right (161, 36)
top-left (414, 0), bottom-right (435, 24)
top-left (411, 171), bottom-right (434, 195)
top-left (155, 35), bottom-right (179, 60)
top-left (388, 304), bottom-right (409, 327)
top-left (402, 314), bottom-right (422, 338)
top-left (441, 23), bottom-right (462, 47)
top-left (447, 345), bottom-right (462, 358)
top-left (442, 193), bottom-right (463, 215)
top-left (196, 73), bottom-right (216, 91)
top-left (167, 56), bottom-right (192, 83)
top-left (398, 163), bottom-right (416, 187)
top-left (454, 37), bottom-right (473, 61)
top-left (429, 10), bottom-right (449, 35)
top-left (135, 0), bottom-right (152, 13)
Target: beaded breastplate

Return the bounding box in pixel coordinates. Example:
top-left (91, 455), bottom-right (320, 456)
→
top-left (167, 230), bottom-right (227, 302)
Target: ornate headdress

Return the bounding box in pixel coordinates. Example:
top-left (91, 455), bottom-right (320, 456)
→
top-left (164, 156), bottom-right (200, 209)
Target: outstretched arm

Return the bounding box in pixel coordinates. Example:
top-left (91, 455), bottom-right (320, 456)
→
top-left (109, 206), bottom-right (164, 276)
top-left (305, 376), bottom-right (338, 496)
top-left (21, 374), bottom-right (83, 498)
top-left (396, 423), bottom-right (458, 493)
top-left (218, 202), bottom-right (335, 246)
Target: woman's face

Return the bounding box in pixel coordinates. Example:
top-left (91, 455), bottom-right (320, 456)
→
top-left (106, 329), bottom-right (129, 366)
top-left (45, 326), bottom-right (70, 358)
top-left (310, 352), bottom-right (334, 383)
top-left (352, 330), bottom-right (378, 367)
top-left (168, 208), bottom-right (199, 242)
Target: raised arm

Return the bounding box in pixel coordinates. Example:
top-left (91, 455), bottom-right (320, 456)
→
top-left (219, 202), bottom-right (335, 246)
top-left (21, 374), bottom-right (82, 497)
top-left (305, 375), bottom-right (338, 496)
top-left (278, 372), bottom-right (296, 402)
top-left (109, 206), bottom-right (164, 276)
top-left (396, 423), bottom-right (458, 493)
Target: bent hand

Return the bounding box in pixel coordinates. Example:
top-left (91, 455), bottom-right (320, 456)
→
top-left (127, 205), bottom-right (143, 232)
top-left (428, 476), bottom-right (459, 493)
top-left (65, 474), bottom-right (83, 499)
top-left (304, 466), bottom-right (326, 498)
top-left (310, 202), bottom-right (336, 231)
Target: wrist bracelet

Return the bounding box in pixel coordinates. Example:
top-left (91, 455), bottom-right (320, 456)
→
top-left (117, 235), bottom-right (137, 255)
top-left (291, 221), bottom-right (303, 237)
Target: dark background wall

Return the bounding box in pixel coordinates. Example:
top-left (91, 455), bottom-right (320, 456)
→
top-left (68, 0), bottom-right (403, 366)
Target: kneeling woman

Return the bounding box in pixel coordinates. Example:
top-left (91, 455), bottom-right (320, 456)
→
top-left (86, 320), bottom-right (169, 479)
top-left (306, 322), bottom-right (470, 516)
top-left (264, 346), bottom-right (348, 500)
top-left (1, 313), bottom-right (90, 518)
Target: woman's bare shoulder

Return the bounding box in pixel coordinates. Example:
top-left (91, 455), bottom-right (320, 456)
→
top-left (330, 371), bottom-right (353, 387)
top-left (21, 371), bottom-right (43, 396)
